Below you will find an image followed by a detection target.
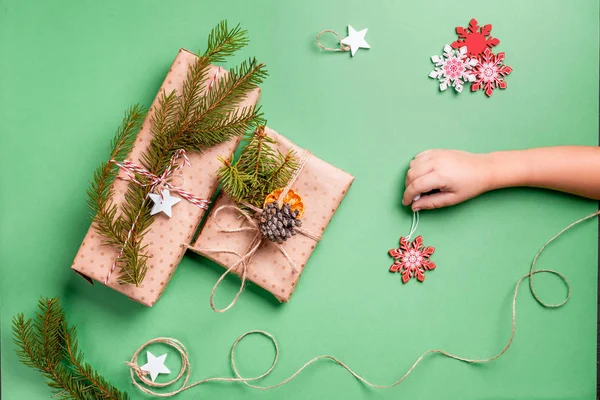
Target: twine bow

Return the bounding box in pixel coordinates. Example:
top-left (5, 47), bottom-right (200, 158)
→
top-left (193, 150), bottom-right (322, 313)
top-left (104, 149), bottom-right (209, 284)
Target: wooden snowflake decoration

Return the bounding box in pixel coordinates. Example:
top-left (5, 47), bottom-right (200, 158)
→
top-left (471, 48), bottom-right (512, 97)
top-left (389, 236), bottom-right (436, 283)
top-left (451, 18), bottom-right (500, 58)
top-left (429, 45), bottom-right (478, 93)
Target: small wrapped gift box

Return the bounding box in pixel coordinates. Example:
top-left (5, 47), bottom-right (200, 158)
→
top-left (189, 127), bottom-right (354, 309)
top-left (71, 49), bottom-right (260, 306)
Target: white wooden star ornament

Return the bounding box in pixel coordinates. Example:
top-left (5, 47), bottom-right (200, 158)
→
top-left (149, 189), bottom-right (181, 218)
top-left (316, 25), bottom-right (370, 57)
top-left (140, 351), bottom-right (171, 382)
top-left (341, 25), bottom-right (370, 56)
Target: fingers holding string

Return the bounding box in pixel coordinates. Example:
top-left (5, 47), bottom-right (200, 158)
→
top-left (411, 191), bottom-right (456, 211)
top-left (402, 173), bottom-right (443, 206)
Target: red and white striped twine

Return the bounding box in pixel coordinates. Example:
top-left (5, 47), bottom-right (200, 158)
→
top-left (104, 149), bottom-right (209, 284)
top-left (207, 67), bottom-right (221, 91)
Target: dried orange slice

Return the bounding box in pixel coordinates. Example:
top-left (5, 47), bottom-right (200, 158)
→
top-left (264, 188), bottom-right (304, 218)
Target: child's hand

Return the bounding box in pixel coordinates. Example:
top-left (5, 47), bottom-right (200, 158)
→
top-left (402, 149), bottom-right (494, 211)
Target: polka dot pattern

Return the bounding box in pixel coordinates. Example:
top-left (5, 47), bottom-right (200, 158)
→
top-left (71, 49), bottom-right (261, 307)
top-left (190, 127), bottom-right (354, 303)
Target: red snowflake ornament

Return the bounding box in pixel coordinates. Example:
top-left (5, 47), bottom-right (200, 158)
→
top-left (451, 18), bottom-right (500, 58)
top-left (389, 236), bottom-right (436, 283)
top-left (471, 48), bottom-right (512, 97)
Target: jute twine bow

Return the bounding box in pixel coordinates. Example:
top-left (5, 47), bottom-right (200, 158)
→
top-left (192, 150), bottom-right (322, 313)
top-left (128, 210), bottom-right (600, 397)
top-left (104, 149), bottom-right (210, 284)
top-left (316, 29), bottom-right (350, 52)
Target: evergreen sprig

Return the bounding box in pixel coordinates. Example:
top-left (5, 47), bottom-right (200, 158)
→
top-left (87, 20), bottom-right (267, 285)
top-left (86, 105), bottom-right (146, 249)
top-left (12, 297), bottom-right (129, 400)
top-left (218, 126), bottom-right (299, 208)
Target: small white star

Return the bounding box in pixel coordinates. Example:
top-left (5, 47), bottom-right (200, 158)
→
top-left (148, 189), bottom-right (181, 218)
top-left (140, 351), bottom-right (171, 382)
top-left (341, 25), bottom-right (370, 57)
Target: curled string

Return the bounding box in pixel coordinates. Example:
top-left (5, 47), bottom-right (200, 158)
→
top-left (129, 210), bottom-right (600, 397)
top-left (192, 150), bottom-right (322, 313)
top-left (316, 30), bottom-right (350, 52)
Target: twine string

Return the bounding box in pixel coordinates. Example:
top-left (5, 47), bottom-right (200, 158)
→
top-left (191, 150), bottom-right (322, 312)
top-left (316, 30), bottom-right (350, 52)
top-left (129, 209), bottom-right (600, 397)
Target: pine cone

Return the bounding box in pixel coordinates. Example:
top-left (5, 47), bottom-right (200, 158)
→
top-left (258, 202), bottom-right (302, 243)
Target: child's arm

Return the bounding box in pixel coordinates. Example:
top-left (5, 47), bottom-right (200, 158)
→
top-left (403, 146), bottom-right (600, 211)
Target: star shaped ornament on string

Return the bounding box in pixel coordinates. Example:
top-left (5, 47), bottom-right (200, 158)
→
top-left (140, 351), bottom-right (171, 382)
top-left (316, 25), bottom-right (370, 57)
top-left (149, 189), bottom-right (181, 218)
top-left (341, 25), bottom-right (370, 56)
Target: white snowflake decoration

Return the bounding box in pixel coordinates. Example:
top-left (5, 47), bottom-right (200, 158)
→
top-left (429, 45), bottom-right (478, 93)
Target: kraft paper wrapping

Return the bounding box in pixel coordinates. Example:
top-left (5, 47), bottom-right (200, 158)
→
top-left (71, 49), bottom-right (261, 307)
top-left (189, 127), bottom-right (354, 303)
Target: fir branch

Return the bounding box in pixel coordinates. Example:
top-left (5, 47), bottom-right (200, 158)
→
top-left (12, 314), bottom-right (79, 400)
top-left (171, 56), bottom-right (213, 150)
top-left (115, 176), bottom-right (153, 285)
top-left (63, 325), bottom-right (128, 400)
top-left (34, 297), bottom-right (65, 370)
top-left (203, 21), bottom-right (249, 64)
top-left (86, 105), bottom-right (146, 247)
top-left (149, 90), bottom-right (179, 141)
top-left (12, 297), bottom-right (129, 400)
top-left (219, 127), bottom-right (299, 208)
top-left (12, 314), bottom-right (42, 370)
top-left (153, 56), bottom-right (267, 171)
top-left (181, 105), bottom-right (265, 152)
top-left (194, 58), bottom-right (267, 125)
top-left (268, 150), bottom-right (299, 193)
top-left (217, 157), bottom-right (250, 201)
top-left (152, 20), bottom-right (253, 170)
top-left (237, 126), bottom-right (277, 179)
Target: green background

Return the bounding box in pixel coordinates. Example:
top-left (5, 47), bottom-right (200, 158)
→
top-left (1, 0), bottom-right (598, 399)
